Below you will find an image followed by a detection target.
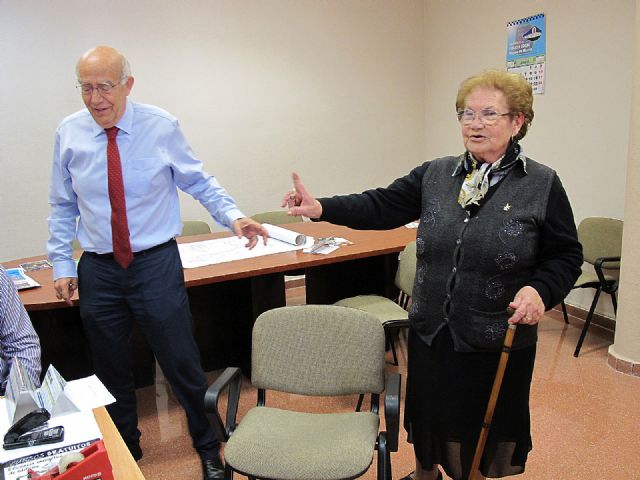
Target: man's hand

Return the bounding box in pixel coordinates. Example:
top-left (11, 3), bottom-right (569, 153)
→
top-left (232, 218), bottom-right (269, 249)
top-left (280, 172), bottom-right (323, 219)
top-left (54, 277), bottom-right (78, 306)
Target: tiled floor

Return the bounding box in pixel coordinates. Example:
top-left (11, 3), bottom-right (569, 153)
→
top-left (135, 288), bottom-right (640, 479)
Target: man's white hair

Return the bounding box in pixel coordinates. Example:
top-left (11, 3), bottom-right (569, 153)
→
top-left (76, 46), bottom-right (132, 84)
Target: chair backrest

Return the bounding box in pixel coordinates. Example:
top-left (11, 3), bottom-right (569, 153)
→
top-left (577, 217), bottom-right (623, 265)
top-left (394, 241), bottom-right (417, 296)
top-left (250, 210), bottom-right (302, 225)
top-left (251, 305), bottom-right (386, 396)
top-left (180, 221), bottom-right (211, 237)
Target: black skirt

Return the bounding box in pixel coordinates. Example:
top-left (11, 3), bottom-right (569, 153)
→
top-left (404, 326), bottom-right (536, 480)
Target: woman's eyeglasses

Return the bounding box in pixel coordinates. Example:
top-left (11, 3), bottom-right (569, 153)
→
top-left (457, 108), bottom-right (512, 125)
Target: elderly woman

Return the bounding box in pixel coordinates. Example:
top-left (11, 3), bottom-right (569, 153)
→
top-left (283, 70), bottom-right (582, 480)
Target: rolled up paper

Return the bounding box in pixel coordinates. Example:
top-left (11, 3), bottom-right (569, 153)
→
top-left (263, 223), bottom-right (307, 246)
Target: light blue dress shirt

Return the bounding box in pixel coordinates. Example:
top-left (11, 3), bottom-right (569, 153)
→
top-left (47, 100), bottom-right (244, 279)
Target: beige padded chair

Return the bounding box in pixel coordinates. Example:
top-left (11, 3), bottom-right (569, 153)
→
top-left (204, 305), bottom-right (401, 480)
top-left (561, 217), bottom-right (623, 357)
top-left (250, 210), bottom-right (302, 225)
top-left (180, 220), bottom-right (211, 237)
top-left (334, 241), bottom-right (416, 367)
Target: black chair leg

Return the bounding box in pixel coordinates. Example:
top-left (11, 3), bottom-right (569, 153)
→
top-left (390, 334), bottom-right (399, 366)
top-left (561, 300), bottom-right (569, 324)
top-left (384, 327), bottom-right (399, 366)
top-left (610, 292), bottom-right (618, 315)
top-left (224, 465), bottom-right (233, 480)
top-left (377, 432), bottom-right (389, 480)
top-left (574, 288), bottom-right (602, 357)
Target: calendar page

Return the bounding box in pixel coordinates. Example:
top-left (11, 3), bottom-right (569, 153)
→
top-left (506, 13), bottom-right (546, 94)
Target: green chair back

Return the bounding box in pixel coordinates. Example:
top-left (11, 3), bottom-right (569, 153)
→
top-left (578, 217), bottom-right (623, 266)
top-left (251, 210), bottom-right (302, 225)
top-left (395, 241), bottom-right (416, 296)
top-left (180, 221), bottom-right (211, 237)
top-left (251, 305), bottom-right (386, 396)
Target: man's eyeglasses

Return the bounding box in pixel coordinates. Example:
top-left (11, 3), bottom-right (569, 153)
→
top-left (77, 81), bottom-right (122, 96)
top-left (457, 108), bottom-right (512, 126)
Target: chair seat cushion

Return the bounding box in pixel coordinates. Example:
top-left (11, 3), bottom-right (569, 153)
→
top-left (335, 295), bottom-right (408, 323)
top-left (224, 406), bottom-right (380, 480)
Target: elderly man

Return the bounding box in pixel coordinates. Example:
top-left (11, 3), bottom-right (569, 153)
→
top-left (47, 45), bottom-right (267, 479)
top-left (0, 265), bottom-right (41, 394)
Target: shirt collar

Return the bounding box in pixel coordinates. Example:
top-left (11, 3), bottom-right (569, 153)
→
top-left (89, 99), bottom-right (134, 138)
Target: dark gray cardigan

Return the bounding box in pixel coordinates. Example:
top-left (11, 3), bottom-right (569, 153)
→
top-left (319, 154), bottom-right (582, 352)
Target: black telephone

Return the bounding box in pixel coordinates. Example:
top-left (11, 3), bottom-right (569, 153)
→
top-left (3, 408), bottom-right (64, 450)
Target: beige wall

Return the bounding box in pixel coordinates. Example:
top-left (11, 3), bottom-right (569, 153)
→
top-left (423, 0), bottom-right (635, 315)
top-left (611, 0), bottom-right (640, 363)
top-left (0, 0), bottom-right (425, 261)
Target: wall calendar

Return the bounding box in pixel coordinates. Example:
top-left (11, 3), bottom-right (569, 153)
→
top-left (506, 13), bottom-right (546, 94)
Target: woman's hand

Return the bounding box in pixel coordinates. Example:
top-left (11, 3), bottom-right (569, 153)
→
top-left (508, 286), bottom-right (545, 325)
top-left (280, 172), bottom-right (323, 219)
top-left (232, 218), bottom-right (269, 249)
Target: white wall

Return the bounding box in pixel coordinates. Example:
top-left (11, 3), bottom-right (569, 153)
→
top-left (0, 0), bottom-right (425, 261)
top-left (423, 0), bottom-right (635, 315)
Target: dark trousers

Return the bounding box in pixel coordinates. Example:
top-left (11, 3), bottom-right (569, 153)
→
top-left (77, 240), bottom-right (219, 459)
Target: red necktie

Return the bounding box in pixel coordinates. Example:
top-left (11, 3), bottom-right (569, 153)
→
top-left (106, 127), bottom-right (134, 269)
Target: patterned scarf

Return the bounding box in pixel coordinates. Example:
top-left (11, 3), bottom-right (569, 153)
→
top-left (457, 142), bottom-right (522, 209)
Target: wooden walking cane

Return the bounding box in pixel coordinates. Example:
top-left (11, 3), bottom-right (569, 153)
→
top-left (469, 318), bottom-right (518, 480)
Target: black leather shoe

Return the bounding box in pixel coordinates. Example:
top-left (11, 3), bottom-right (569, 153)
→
top-left (202, 456), bottom-right (225, 480)
top-left (128, 443), bottom-right (143, 461)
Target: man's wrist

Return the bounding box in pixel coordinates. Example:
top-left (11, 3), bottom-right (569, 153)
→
top-left (52, 259), bottom-right (78, 281)
top-left (225, 208), bottom-right (246, 228)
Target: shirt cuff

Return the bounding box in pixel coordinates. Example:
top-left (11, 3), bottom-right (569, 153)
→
top-left (52, 259), bottom-right (78, 280)
top-left (224, 208), bottom-right (246, 228)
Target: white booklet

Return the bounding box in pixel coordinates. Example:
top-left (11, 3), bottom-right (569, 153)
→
top-left (5, 269), bottom-right (39, 291)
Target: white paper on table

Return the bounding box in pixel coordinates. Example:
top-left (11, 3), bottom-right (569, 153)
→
top-left (178, 231), bottom-right (314, 269)
top-left (0, 405), bottom-right (102, 477)
top-left (0, 375), bottom-right (113, 457)
top-left (63, 376), bottom-right (116, 411)
top-left (0, 375), bottom-right (114, 478)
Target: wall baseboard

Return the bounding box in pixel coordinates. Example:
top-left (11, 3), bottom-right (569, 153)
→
top-left (552, 303), bottom-right (615, 332)
top-left (607, 352), bottom-right (640, 377)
